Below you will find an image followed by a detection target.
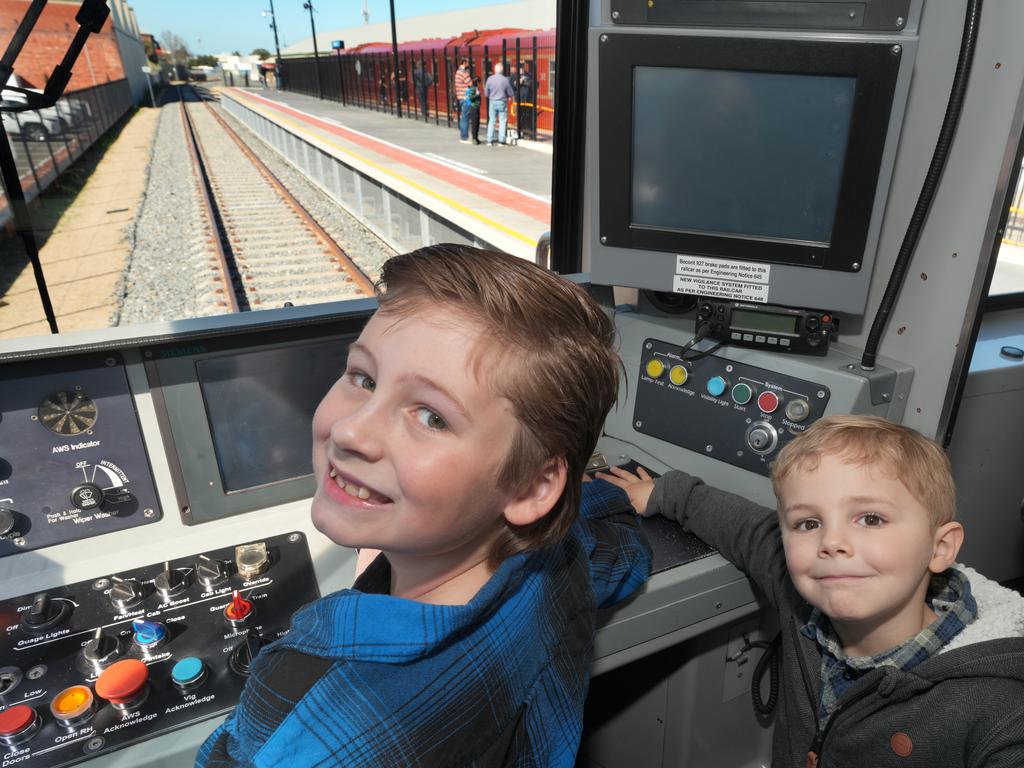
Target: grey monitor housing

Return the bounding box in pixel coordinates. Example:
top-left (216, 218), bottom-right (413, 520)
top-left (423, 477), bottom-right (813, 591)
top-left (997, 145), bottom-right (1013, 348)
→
top-left (587, 1), bottom-right (919, 314)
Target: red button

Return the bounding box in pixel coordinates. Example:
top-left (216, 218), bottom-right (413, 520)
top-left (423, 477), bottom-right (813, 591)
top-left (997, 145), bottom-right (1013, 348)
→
top-left (757, 391), bottom-right (780, 413)
top-left (821, 314), bottom-right (831, 324)
top-left (0, 704), bottom-right (36, 737)
top-left (95, 658), bottom-right (149, 704)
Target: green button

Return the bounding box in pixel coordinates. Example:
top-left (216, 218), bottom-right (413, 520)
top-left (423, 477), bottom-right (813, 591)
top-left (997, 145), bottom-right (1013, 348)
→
top-left (731, 383), bottom-right (753, 405)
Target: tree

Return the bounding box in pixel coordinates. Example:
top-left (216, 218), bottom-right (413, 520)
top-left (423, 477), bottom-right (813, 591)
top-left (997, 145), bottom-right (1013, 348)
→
top-left (251, 48), bottom-right (272, 60)
top-left (231, 50), bottom-right (241, 57)
top-left (160, 30), bottom-right (190, 65)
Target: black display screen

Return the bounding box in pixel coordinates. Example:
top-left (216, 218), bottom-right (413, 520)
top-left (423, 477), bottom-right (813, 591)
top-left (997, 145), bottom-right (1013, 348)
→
top-left (632, 67), bottom-right (855, 245)
top-left (731, 309), bottom-right (797, 334)
top-left (197, 339), bottom-right (349, 493)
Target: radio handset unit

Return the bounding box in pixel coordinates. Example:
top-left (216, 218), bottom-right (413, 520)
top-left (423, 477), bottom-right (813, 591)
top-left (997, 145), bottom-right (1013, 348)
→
top-left (695, 299), bottom-right (837, 356)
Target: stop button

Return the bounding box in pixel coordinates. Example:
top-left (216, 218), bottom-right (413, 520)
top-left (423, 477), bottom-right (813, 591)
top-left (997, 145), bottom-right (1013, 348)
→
top-left (757, 391), bottom-right (780, 413)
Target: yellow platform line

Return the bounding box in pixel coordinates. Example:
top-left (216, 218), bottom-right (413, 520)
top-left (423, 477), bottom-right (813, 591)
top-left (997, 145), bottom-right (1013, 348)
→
top-left (228, 91), bottom-right (538, 248)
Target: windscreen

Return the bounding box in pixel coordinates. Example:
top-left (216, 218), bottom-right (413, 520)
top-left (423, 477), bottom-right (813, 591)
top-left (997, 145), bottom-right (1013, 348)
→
top-left (631, 67), bottom-right (856, 245)
top-left (197, 339), bottom-right (349, 492)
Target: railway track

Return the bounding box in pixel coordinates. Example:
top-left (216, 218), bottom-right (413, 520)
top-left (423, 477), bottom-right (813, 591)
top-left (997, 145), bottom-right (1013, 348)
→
top-left (177, 84), bottom-right (375, 312)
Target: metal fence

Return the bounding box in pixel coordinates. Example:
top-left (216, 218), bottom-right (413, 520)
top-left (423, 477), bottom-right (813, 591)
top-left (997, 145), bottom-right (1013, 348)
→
top-left (279, 35), bottom-right (554, 142)
top-left (0, 79), bottom-right (134, 227)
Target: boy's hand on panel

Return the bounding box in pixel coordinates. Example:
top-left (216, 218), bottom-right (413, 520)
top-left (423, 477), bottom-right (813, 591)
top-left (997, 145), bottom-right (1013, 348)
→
top-left (594, 466), bottom-right (656, 516)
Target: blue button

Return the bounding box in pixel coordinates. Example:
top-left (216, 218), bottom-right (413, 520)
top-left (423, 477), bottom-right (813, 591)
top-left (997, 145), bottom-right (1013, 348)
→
top-left (706, 376), bottom-right (727, 397)
top-left (132, 619), bottom-right (166, 645)
top-left (171, 656), bottom-right (206, 686)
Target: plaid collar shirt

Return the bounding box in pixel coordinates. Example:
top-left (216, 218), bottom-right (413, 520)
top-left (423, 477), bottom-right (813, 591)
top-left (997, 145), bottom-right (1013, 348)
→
top-left (196, 479), bottom-right (651, 768)
top-left (800, 567), bottom-right (977, 726)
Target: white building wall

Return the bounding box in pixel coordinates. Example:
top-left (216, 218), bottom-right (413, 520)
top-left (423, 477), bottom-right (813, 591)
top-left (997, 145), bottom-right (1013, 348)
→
top-left (109, 0), bottom-right (149, 105)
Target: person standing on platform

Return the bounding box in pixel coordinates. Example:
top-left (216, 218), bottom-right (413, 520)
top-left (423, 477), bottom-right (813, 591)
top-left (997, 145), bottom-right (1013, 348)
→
top-left (413, 60), bottom-right (432, 120)
top-left (454, 57), bottom-right (471, 143)
top-left (517, 63), bottom-right (535, 139)
top-left (466, 76), bottom-right (482, 145)
top-left (485, 62), bottom-right (515, 146)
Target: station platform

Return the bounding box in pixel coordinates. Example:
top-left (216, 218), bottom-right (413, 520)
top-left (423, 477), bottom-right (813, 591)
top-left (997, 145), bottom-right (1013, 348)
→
top-left (221, 87), bottom-right (553, 260)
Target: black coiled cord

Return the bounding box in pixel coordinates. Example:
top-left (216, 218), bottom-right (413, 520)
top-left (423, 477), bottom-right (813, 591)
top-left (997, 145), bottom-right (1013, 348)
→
top-left (750, 633), bottom-right (782, 717)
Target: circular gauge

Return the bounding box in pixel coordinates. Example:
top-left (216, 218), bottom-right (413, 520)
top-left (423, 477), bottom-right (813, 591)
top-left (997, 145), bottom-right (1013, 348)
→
top-left (37, 391), bottom-right (97, 435)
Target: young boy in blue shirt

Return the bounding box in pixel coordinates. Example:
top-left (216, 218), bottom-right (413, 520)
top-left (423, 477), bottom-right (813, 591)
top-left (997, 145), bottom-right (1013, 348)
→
top-left (600, 415), bottom-right (1024, 767)
top-left (197, 245), bottom-right (651, 767)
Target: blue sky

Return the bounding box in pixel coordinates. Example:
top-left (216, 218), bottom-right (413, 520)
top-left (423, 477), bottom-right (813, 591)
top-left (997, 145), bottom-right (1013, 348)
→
top-left (128, 0), bottom-right (499, 55)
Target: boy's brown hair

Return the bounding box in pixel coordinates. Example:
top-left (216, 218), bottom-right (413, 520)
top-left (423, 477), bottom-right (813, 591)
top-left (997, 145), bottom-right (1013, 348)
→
top-left (771, 414), bottom-right (956, 527)
top-left (375, 244), bottom-right (620, 564)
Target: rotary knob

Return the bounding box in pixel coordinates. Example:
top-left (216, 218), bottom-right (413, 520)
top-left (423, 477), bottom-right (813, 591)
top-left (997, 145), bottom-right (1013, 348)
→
top-left (229, 629), bottom-right (266, 677)
top-left (70, 482), bottom-right (105, 511)
top-left (108, 576), bottom-right (145, 611)
top-left (80, 626), bottom-right (122, 672)
top-left (0, 507), bottom-right (17, 538)
top-left (20, 592), bottom-right (72, 635)
top-left (154, 561), bottom-right (188, 599)
top-left (196, 554), bottom-right (230, 588)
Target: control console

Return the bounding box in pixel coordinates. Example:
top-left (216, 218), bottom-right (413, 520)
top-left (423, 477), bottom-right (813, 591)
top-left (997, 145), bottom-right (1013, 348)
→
top-left (635, 337), bottom-right (831, 475)
top-left (0, 353), bottom-right (161, 557)
top-left (0, 532), bottom-right (319, 768)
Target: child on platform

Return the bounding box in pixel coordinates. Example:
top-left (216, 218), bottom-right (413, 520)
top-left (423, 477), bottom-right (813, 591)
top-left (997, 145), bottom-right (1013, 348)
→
top-left (599, 414), bottom-right (1024, 767)
top-left (197, 244), bottom-right (651, 768)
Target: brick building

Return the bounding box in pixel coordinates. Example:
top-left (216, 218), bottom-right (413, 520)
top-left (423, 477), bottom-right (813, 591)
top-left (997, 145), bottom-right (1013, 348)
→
top-left (0, 0), bottom-right (126, 92)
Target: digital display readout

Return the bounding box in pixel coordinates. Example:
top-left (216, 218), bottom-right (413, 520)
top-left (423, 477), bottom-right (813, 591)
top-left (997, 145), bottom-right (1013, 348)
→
top-left (731, 309), bottom-right (798, 335)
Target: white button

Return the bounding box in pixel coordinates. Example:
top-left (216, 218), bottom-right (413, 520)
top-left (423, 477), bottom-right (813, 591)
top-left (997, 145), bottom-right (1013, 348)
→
top-left (731, 332), bottom-right (741, 340)
top-left (779, 338), bottom-right (791, 347)
top-left (755, 335), bottom-right (765, 343)
top-left (767, 337), bottom-right (778, 345)
top-left (742, 333), bottom-right (754, 342)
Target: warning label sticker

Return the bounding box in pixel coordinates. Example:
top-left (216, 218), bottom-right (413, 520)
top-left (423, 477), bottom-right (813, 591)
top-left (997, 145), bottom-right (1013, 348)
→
top-left (673, 256), bottom-right (771, 303)
top-left (672, 276), bottom-right (770, 302)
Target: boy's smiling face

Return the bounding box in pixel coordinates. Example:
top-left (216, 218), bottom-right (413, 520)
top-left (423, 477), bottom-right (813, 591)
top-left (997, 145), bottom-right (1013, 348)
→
top-left (778, 454), bottom-right (962, 656)
top-left (310, 305), bottom-right (520, 569)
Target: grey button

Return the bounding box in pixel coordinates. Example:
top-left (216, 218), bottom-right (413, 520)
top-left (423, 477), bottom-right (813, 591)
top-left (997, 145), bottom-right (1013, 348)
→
top-left (767, 337), bottom-right (778, 345)
top-left (754, 335), bottom-right (766, 343)
top-left (731, 332), bottom-right (742, 341)
top-left (742, 333), bottom-right (754, 342)
top-left (779, 338), bottom-right (791, 347)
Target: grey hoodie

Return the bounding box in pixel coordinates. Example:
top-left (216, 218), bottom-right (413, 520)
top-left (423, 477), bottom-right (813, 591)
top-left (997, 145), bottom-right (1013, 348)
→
top-left (647, 470), bottom-right (1024, 767)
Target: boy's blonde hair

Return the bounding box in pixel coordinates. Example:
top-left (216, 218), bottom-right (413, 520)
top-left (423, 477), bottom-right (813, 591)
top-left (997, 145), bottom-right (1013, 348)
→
top-left (771, 414), bottom-right (956, 527)
top-left (375, 245), bottom-right (620, 565)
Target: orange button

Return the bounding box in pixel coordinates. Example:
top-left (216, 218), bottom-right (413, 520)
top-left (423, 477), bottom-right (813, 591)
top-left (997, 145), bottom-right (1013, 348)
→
top-left (95, 659), bottom-right (149, 704)
top-left (52, 685), bottom-right (93, 717)
top-left (0, 704), bottom-right (35, 736)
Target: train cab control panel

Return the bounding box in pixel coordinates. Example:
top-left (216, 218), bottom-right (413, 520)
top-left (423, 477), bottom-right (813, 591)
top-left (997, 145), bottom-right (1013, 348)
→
top-left (0, 353), bottom-right (161, 558)
top-left (635, 338), bottom-right (830, 476)
top-left (0, 532), bottom-right (318, 768)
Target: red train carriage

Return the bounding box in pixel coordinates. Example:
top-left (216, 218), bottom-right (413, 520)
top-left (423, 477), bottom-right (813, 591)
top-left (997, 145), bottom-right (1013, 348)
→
top-left (294, 28), bottom-right (556, 138)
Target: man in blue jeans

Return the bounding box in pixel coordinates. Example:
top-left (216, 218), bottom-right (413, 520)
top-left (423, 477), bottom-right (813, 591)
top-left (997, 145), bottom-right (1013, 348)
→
top-left (454, 58), bottom-right (471, 143)
top-left (485, 62), bottom-right (515, 146)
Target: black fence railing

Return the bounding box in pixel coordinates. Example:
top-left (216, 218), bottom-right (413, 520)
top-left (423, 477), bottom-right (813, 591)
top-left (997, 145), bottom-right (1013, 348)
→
top-left (278, 36), bottom-right (555, 142)
top-left (1, 78), bottom-right (134, 224)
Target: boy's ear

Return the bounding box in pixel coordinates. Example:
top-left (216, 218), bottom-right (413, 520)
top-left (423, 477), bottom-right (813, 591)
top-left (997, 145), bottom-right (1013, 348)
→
top-left (929, 521), bottom-right (965, 573)
top-left (503, 457), bottom-right (568, 527)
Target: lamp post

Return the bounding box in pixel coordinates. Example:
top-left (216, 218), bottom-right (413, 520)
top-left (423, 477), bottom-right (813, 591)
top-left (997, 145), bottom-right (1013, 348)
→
top-left (262, 1), bottom-right (283, 88)
top-left (302, 1), bottom-right (323, 100)
top-left (389, 0), bottom-right (401, 117)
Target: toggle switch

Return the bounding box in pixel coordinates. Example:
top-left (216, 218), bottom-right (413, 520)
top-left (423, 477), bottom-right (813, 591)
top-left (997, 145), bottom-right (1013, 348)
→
top-left (80, 626), bottom-right (123, 672)
top-left (224, 589), bottom-right (255, 626)
top-left (154, 561), bottom-right (188, 599)
top-left (131, 619), bottom-right (168, 653)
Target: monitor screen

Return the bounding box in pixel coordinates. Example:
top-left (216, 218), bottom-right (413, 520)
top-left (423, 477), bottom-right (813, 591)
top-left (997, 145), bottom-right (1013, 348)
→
top-left (631, 67), bottom-right (855, 245)
top-left (597, 33), bottom-right (904, 284)
top-left (197, 340), bottom-right (349, 493)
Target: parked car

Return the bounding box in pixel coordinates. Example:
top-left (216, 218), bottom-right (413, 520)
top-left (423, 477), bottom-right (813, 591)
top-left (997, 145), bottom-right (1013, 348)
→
top-left (1, 101), bottom-right (63, 142)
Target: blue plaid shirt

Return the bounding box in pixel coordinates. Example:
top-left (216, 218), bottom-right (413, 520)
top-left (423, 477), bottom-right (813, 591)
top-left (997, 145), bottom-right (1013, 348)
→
top-left (196, 479), bottom-right (651, 767)
top-left (801, 567), bottom-right (977, 726)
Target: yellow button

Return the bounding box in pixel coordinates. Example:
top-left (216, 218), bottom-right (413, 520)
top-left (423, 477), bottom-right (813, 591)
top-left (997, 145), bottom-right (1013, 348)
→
top-left (645, 358), bottom-right (666, 378)
top-left (669, 365), bottom-right (688, 386)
